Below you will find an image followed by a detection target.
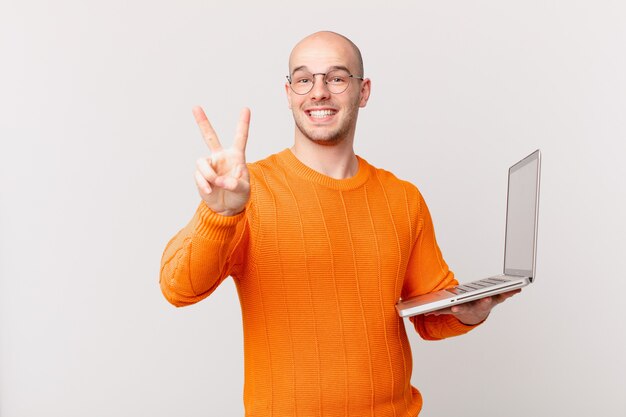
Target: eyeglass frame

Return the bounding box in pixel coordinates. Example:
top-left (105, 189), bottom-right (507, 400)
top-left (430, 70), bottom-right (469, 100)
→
top-left (286, 68), bottom-right (365, 95)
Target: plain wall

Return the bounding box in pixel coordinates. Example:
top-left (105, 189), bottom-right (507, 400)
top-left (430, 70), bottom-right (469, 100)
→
top-left (1, 1), bottom-right (625, 416)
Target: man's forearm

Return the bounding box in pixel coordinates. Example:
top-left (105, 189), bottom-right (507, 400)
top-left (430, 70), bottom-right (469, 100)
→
top-left (160, 202), bottom-right (246, 307)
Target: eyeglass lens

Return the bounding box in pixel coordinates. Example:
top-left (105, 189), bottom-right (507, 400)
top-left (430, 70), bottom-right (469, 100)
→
top-left (289, 70), bottom-right (354, 95)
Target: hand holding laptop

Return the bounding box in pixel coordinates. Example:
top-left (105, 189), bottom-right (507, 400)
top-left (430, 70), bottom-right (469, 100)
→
top-left (396, 150), bottom-right (541, 318)
top-left (425, 288), bottom-right (522, 325)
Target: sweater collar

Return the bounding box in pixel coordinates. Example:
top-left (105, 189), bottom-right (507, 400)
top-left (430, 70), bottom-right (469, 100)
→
top-left (276, 148), bottom-right (370, 191)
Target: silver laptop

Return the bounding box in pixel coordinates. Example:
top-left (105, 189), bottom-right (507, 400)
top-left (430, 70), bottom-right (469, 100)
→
top-left (396, 149), bottom-right (541, 318)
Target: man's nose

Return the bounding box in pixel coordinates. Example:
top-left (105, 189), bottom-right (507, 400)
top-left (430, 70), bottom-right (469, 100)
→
top-left (310, 75), bottom-right (331, 100)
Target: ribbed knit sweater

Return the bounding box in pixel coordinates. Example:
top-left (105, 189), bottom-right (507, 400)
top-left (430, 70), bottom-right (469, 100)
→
top-left (160, 149), bottom-right (479, 417)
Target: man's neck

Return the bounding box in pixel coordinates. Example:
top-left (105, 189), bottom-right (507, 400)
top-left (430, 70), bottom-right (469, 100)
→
top-left (290, 138), bottom-right (358, 180)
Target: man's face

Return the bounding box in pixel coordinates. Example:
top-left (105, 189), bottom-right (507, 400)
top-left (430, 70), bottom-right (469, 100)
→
top-left (286, 34), bottom-right (370, 145)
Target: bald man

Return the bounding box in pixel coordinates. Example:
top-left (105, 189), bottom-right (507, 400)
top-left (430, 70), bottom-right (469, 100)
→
top-left (160, 31), bottom-right (517, 416)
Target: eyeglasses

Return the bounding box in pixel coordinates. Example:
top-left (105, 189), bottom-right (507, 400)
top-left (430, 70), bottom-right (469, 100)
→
top-left (286, 69), bottom-right (364, 95)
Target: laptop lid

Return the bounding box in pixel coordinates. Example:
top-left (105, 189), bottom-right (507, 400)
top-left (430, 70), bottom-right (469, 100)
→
top-left (503, 150), bottom-right (541, 280)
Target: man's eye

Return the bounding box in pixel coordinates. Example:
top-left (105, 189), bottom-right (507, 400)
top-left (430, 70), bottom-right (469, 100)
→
top-left (328, 77), bottom-right (346, 84)
top-left (296, 78), bottom-right (311, 84)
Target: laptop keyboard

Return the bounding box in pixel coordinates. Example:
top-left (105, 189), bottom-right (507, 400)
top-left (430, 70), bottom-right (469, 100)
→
top-left (446, 276), bottom-right (511, 295)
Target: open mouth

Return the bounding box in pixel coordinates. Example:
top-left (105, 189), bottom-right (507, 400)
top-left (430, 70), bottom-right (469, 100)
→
top-left (306, 108), bottom-right (337, 121)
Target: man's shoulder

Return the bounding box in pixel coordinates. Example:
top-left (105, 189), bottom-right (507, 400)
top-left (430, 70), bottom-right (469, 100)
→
top-left (248, 151), bottom-right (281, 166)
top-left (246, 151), bottom-right (284, 178)
top-left (362, 157), bottom-right (421, 196)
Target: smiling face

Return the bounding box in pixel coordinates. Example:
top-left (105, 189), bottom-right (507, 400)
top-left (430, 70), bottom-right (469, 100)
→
top-left (286, 32), bottom-right (370, 146)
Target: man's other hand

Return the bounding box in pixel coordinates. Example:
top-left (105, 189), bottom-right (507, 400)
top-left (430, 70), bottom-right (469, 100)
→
top-left (425, 289), bottom-right (522, 325)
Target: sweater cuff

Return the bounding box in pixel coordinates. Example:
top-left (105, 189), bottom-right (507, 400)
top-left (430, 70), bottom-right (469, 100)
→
top-left (192, 202), bottom-right (246, 240)
top-left (445, 314), bottom-right (485, 335)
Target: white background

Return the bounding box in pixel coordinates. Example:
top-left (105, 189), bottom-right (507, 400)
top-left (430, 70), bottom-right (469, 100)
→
top-left (1, 1), bottom-right (625, 416)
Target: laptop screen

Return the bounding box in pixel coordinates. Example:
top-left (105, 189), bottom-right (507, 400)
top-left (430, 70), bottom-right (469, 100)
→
top-left (504, 151), bottom-right (540, 278)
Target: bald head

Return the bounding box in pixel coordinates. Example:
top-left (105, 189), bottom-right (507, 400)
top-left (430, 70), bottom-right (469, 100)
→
top-left (289, 31), bottom-right (364, 77)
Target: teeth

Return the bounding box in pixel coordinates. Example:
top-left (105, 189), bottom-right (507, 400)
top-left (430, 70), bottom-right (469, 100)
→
top-left (309, 110), bottom-right (335, 118)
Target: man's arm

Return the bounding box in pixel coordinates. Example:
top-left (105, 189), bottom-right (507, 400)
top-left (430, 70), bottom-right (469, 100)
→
top-left (402, 189), bottom-right (520, 338)
top-left (160, 106), bottom-right (251, 307)
top-left (401, 189), bottom-right (482, 340)
top-left (160, 203), bottom-right (248, 307)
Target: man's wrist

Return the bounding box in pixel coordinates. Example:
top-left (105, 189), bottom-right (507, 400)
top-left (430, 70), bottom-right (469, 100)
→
top-left (203, 201), bottom-right (245, 217)
top-left (193, 202), bottom-right (246, 239)
top-left (215, 208), bottom-right (244, 217)
top-left (457, 313), bottom-right (490, 326)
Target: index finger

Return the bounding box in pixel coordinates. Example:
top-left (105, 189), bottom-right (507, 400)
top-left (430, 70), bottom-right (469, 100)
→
top-left (192, 106), bottom-right (223, 152)
top-left (233, 107), bottom-right (251, 153)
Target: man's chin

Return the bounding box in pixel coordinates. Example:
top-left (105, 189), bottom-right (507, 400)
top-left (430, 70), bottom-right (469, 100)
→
top-left (308, 135), bottom-right (344, 146)
top-left (297, 125), bottom-right (346, 146)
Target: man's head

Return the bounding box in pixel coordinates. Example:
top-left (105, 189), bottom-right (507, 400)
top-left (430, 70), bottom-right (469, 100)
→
top-left (286, 31), bottom-right (370, 146)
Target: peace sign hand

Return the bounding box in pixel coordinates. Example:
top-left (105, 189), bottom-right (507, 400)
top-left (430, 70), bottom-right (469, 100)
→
top-left (193, 106), bottom-right (251, 216)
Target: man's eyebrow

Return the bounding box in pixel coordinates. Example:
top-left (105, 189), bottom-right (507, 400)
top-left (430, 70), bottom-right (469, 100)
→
top-left (291, 65), bottom-right (352, 74)
top-left (327, 65), bottom-right (351, 72)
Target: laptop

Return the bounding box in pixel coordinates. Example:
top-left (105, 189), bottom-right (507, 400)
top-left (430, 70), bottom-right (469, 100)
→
top-left (396, 149), bottom-right (541, 318)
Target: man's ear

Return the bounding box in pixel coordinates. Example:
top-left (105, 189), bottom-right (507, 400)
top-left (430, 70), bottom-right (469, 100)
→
top-left (359, 78), bottom-right (371, 108)
top-left (285, 83), bottom-right (292, 109)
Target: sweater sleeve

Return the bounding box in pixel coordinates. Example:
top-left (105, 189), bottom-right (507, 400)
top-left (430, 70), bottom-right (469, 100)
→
top-left (159, 202), bottom-right (249, 307)
top-left (401, 190), bottom-right (482, 340)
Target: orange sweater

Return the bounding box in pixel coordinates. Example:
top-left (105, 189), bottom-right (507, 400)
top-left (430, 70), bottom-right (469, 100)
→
top-left (160, 149), bottom-right (479, 417)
